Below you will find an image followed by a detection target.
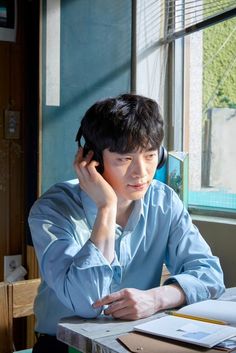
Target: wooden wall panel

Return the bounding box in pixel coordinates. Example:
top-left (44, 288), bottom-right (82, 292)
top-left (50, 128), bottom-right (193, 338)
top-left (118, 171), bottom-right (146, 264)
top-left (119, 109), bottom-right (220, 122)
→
top-left (0, 140), bottom-right (10, 280)
top-left (0, 1), bottom-right (39, 349)
top-left (0, 44), bottom-right (10, 108)
top-left (0, 3), bottom-right (27, 281)
top-left (10, 45), bottom-right (25, 107)
top-left (0, 43), bottom-right (11, 280)
top-left (9, 142), bottom-right (24, 253)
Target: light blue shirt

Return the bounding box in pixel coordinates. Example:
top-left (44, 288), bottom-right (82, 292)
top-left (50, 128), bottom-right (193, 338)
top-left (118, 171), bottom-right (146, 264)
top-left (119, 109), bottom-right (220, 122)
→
top-left (28, 179), bottom-right (225, 335)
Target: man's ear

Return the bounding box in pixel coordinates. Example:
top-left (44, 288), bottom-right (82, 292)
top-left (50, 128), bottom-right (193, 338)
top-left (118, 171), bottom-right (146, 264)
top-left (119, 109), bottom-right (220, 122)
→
top-left (157, 146), bottom-right (167, 169)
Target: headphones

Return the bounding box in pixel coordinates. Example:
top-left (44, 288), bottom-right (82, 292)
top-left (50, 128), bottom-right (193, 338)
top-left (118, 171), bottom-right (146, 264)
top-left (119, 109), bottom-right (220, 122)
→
top-left (76, 127), bottom-right (104, 173)
top-left (157, 146), bottom-right (168, 170)
top-left (76, 127), bottom-right (167, 173)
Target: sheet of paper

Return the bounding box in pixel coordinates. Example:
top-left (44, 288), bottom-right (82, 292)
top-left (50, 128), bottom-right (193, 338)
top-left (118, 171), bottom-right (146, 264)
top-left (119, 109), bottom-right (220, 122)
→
top-left (134, 315), bottom-right (236, 348)
top-left (178, 300), bottom-right (236, 325)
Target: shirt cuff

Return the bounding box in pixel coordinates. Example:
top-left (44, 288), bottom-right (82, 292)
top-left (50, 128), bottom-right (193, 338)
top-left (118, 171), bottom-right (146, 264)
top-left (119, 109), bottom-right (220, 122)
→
top-left (74, 239), bottom-right (111, 268)
top-left (73, 240), bottom-right (122, 284)
top-left (163, 274), bottom-right (210, 304)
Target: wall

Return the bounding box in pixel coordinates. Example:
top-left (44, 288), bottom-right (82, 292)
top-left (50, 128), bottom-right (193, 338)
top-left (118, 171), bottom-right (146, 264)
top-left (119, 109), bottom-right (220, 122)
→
top-left (0, 1), bottom-right (26, 281)
top-left (41, 0), bottom-right (132, 192)
top-left (0, 1), bottom-right (39, 349)
top-left (193, 217), bottom-right (236, 288)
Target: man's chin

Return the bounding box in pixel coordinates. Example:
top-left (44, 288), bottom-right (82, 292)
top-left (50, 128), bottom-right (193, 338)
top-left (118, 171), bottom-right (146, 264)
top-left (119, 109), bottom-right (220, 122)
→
top-left (128, 189), bottom-right (148, 200)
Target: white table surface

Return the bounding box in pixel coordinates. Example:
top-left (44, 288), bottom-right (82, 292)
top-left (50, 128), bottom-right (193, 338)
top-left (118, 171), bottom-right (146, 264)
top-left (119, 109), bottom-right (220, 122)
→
top-left (57, 287), bottom-right (236, 353)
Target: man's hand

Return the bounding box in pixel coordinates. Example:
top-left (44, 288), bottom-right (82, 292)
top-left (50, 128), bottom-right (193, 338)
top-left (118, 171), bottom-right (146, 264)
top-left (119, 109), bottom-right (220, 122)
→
top-left (93, 285), bottom-right (186, 320)
top-left (74, 148), bottom-right (117, 208)
top-left (93, 288), bottom-right (158, 320)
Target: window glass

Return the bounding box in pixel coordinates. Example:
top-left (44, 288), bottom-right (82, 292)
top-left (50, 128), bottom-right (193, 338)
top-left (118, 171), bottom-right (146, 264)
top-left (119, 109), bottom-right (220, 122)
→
top-left (184, 16), bottom-right (236, 213)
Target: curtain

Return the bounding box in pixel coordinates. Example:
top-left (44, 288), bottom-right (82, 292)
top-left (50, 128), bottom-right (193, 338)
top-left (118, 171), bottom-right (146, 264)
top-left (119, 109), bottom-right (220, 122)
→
top-left (136, 0), bottom-right (169, 110)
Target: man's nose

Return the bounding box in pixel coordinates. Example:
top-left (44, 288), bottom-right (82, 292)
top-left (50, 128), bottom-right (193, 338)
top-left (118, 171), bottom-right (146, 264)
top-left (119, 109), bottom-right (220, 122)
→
top-left (131, 159), bottom-right (147, 177)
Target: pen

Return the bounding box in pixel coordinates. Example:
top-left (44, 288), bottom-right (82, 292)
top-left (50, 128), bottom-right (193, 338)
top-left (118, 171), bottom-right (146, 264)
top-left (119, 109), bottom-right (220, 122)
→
top-left (165, 311), bottom-right (228, 325)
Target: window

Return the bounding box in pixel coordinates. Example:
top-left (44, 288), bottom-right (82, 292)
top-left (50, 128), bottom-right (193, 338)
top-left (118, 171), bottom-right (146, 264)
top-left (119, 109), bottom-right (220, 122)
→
top-left (135, 0), bottom-right (236, 215)
top-left (183, 8), bottom-right (236, 215)
top-left (170, 1), bottom-right (236, 215)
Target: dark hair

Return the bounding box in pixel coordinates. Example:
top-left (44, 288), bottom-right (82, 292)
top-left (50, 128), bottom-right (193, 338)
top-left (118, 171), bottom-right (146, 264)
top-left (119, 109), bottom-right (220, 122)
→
top-left (76, 94), bottom-right (164, 156)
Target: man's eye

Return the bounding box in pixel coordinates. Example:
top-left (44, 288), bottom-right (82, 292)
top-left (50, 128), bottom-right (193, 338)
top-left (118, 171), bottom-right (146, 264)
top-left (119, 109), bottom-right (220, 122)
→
top-left (118, 157), bottom-right (131, 162)
top-left (146, 153), bottom-right (156, 159)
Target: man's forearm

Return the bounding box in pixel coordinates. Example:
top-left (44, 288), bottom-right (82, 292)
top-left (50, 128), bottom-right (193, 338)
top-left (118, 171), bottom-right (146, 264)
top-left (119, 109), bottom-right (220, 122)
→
top-left (90, 205), bottom-right (117, 263)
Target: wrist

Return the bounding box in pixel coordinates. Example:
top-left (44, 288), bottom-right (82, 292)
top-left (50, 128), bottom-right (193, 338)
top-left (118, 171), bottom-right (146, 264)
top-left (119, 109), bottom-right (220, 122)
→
top-left (97, 204), bottom-right (117, 225)
top-left (151, 284), bottom-right (186, 312)
top-left (97, 194), bottom-right (117, 210)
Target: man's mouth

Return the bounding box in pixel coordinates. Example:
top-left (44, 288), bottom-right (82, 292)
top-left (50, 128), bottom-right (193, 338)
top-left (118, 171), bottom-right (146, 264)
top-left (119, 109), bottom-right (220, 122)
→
top-left (128, 182), bottom-right (148, 190)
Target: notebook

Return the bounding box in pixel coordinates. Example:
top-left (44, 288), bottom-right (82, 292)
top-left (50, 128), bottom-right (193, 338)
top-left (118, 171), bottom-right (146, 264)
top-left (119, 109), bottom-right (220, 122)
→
top-left (177, 300), bottom-right (236, 326)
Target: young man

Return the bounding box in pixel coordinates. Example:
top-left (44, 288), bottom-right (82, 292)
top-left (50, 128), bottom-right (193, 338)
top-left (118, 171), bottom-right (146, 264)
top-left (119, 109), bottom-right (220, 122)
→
top-left (29, 94), bottom-right (225, 352)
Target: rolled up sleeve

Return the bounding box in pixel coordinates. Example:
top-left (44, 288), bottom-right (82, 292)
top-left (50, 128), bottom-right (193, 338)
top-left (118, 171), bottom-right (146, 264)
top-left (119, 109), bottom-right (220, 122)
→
top-left (164, 192), bottom-right (225, 303)
top-left (29, 209), bottom-right (121, 318)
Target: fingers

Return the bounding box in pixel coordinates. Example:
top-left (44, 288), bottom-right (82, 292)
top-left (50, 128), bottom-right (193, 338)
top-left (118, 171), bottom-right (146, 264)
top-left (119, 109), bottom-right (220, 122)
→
top-left (74, 147), bottom-right (92, 168)
top-left (74, 148), bottom-right (99, 177)
top-left (93, 288), bottom-right (155, 320)
top-left (93, 292), bottom-right (131, 319)
top-left (93, 291), bottom-right (124, 308)
top-left (105, 304), bottom-right (132, 319)
top-left (102, 297), bottom-right (141, 320)
top-left (93, 290), bottom-right (138, 319)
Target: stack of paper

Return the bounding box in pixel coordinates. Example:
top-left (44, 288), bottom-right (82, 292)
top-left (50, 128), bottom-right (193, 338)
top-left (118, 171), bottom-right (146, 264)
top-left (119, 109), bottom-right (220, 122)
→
top-left (134, 315), bottom-right (236, 348)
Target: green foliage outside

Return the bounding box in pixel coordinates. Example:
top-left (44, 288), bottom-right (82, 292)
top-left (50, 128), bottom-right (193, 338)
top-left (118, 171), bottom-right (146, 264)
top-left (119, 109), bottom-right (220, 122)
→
top-left (203, 16), bottom-right (236, 112)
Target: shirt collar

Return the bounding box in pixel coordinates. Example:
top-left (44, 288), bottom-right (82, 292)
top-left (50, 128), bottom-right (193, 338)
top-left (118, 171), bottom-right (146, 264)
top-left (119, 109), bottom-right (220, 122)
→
top-left (124, 198), bottom-right (144, 232)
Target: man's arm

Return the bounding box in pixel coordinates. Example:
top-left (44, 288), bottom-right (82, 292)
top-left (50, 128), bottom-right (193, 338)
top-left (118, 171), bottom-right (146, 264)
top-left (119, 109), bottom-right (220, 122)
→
top-left (93, 284), bottom-right (186, 320)
top-left (74, 148), bottom-right (117, 263)
top-left (29, 147), bottom-right (121, 318)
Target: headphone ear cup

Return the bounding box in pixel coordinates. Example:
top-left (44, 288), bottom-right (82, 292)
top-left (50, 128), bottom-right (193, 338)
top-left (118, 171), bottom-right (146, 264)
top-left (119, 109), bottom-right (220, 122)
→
top-left (157, 146), bottom-right (167, 169)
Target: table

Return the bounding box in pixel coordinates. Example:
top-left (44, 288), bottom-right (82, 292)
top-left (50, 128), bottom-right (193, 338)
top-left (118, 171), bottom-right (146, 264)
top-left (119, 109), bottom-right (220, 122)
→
top-left (57, 288), bottom-right (236, 353)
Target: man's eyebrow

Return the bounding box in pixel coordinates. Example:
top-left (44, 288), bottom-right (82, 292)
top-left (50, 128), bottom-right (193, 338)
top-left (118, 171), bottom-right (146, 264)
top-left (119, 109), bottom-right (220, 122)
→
top-left (114, 148), bottom-right (158, 155)
top-left (114, 151), bottom-right (134, 155)
top-left (145, 147), bottom-right (158, 152)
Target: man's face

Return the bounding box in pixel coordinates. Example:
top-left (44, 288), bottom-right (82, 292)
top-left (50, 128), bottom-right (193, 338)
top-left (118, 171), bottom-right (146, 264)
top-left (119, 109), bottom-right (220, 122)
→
top-left (102, 148), bottom-right (158, 202)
